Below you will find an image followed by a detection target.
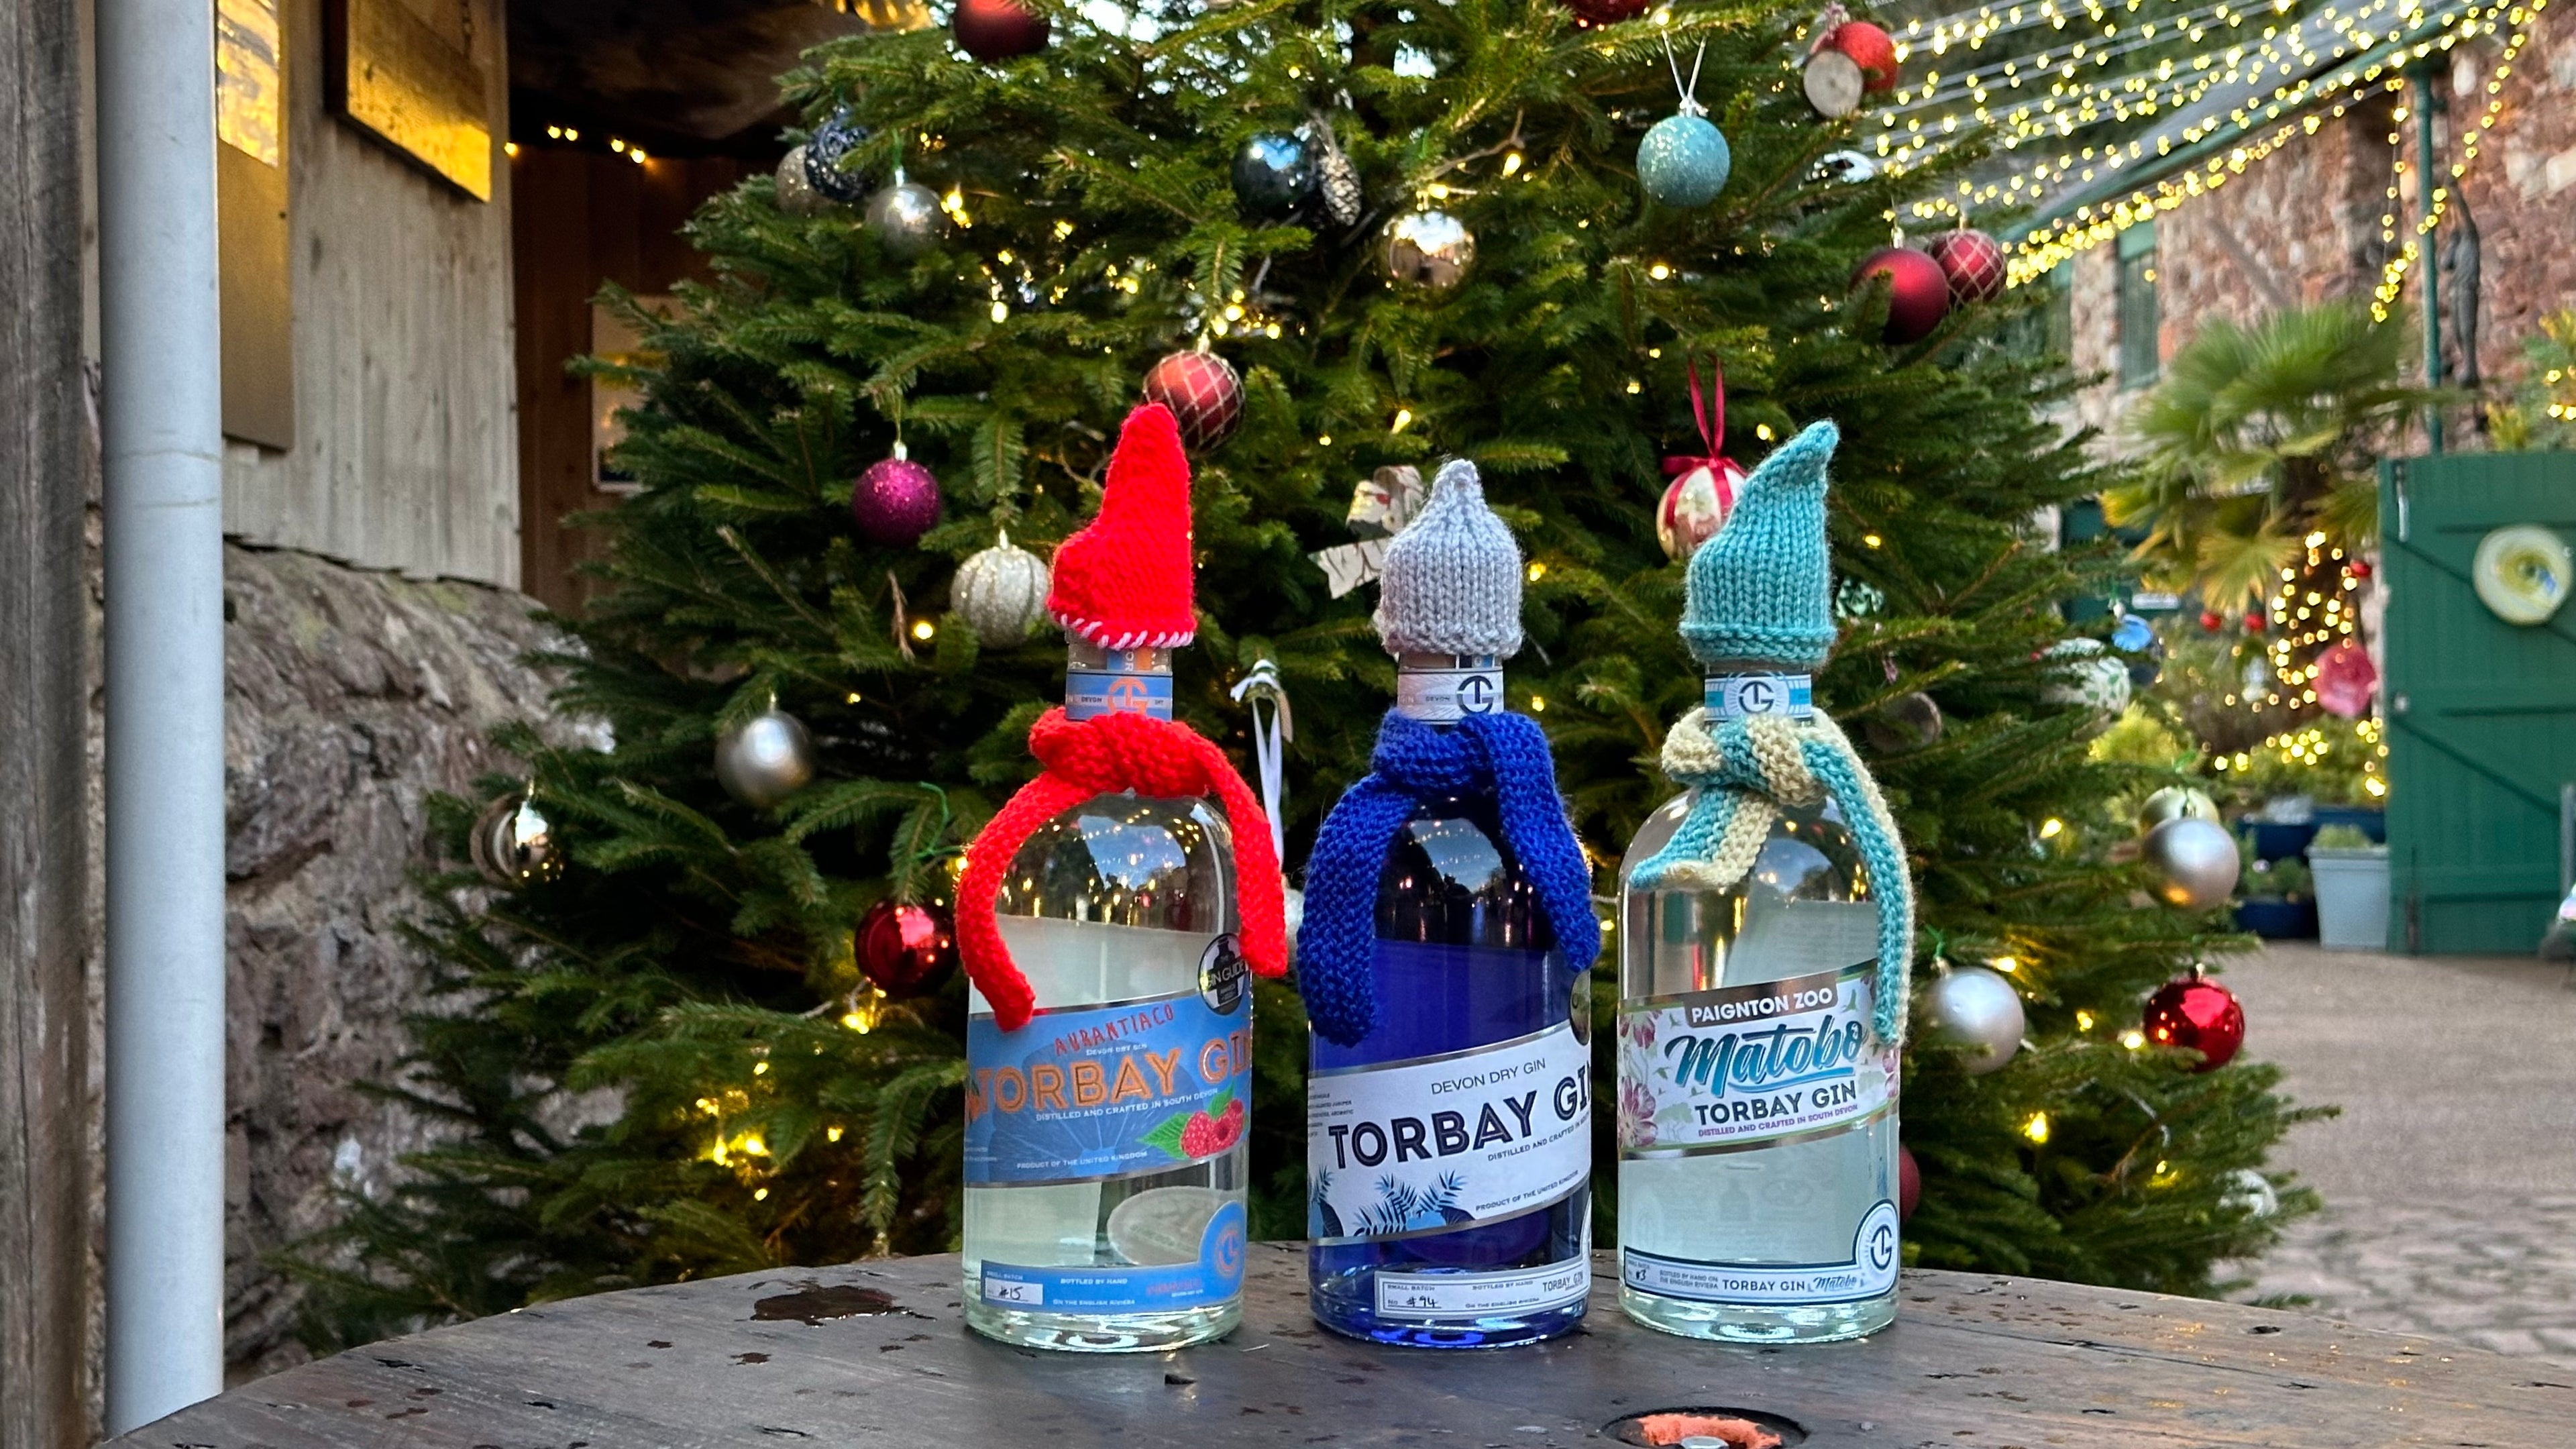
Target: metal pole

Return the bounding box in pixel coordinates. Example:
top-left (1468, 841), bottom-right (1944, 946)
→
top-left (95, 0), bottom-right (229, 1430)
top-left (2414, 68), bottom-right (2445, 454)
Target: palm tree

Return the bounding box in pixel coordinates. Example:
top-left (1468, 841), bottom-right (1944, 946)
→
top-left (2107, 300), bottom-right (2443, 607)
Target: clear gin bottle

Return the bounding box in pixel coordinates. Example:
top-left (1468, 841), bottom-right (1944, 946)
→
top-left (1613, 669), bottom-right (1900, 1343)
top-left (963, 641), bottom-right (1253, 1352)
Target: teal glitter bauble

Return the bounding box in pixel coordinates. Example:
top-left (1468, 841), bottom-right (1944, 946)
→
top-left (1637, 111), bottom-right (1731, 207)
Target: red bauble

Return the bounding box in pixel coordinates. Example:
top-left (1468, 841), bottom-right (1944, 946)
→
top-left (857, 900), bottom-right (958, 998)
top-left (852, 453), bottom-right (943, 545)
top-left (2199, 610), bottom-right (2224, 633)
top-left (1563, 0), bottom-right (1652, 23)
top-left (1656, 459), bottom-right (1747, 561)
top-left (1898, 1143), bottom-right (1921, 1221)
top-left (1851, 247), bottom-right (1950, 344)
top-left (2243, 610), bottom-right (2265, 632)
top-left (953, 0), bottom-right (1049, 60)
top-left (2142, 971), bottom-right (2245, 1072)
top-left (2349, 557), bottom-right (2373, 579)
top-left (1828, 20), bottom-right (1900, 91)
top-left (1140, 350), bottom-right (1244, 451)
top-left (1925, 229), bottom-right (2006, 305)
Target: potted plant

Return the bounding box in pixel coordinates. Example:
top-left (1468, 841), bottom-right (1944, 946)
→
top-left (2308, 822), bottom-right (2390, 951)
top-left (2233, 839), bottom-right (2317, 939)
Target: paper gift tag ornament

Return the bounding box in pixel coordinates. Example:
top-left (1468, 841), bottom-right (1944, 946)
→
top-left (1311, 465), bottom-right (1426, 597)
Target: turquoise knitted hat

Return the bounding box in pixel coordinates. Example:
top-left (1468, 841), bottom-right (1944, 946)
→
top-left (1375, 459), bottom-right (1524, 657)
top-left (1678, 419), bottom-right (1840, 668)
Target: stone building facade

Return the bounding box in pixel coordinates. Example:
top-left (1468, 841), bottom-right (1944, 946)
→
top-left (2051, 7), bottom-right (2576, 447)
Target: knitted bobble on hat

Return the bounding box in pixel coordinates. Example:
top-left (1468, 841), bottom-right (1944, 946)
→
top-left (1678, 420), bottom-right (1840, 669)
top-left (1046, 404), bottom-right (1198, 649)
top-left (1374, 459), bottom-right (1525, 658)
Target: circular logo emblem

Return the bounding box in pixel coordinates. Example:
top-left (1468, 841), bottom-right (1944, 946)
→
top-left (1862, 1201), bottom-right (1900, 1276)
top-left (1106, 674), bottom-right (1155, 712)
top-left (1456, 671), bottom-right (1499, 714)
top-left (1736, 676), bottom-right (1780, 714)
top-left (1199, 934), bottom-right (1249, 1015)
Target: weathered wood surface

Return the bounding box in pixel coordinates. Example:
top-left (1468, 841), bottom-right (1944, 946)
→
top-left (112, 1248), bottom-right (2572, 1449)
top-left (214, 0), bottom-right (520, 589)
top-left (0, 0), bottom-right (97, 1440)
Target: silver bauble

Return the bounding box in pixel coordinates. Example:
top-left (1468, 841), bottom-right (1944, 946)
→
top-left (2141, 816), bottom-right (2240, 912)
top-left (1864, 691), bottom-right (1944, 753)
top-left (716, 709), bottom-right (818, 809)
top-left (470, 792), bottom-right (561, 887)
top-left (865, 179), bottom-right (948, 258)
top-left (950, 529), bottom-right (1052, 646)
top-left (2220, 1167), bottom-right (2280, 1219)
top-left (1381, 209), bottom-right (1474, 290)
top-left (775, 146), bottom-right (832, 218)
top-left (1811, 149), bottom-right (1880, 184)
top-left (1921, 965), bottom-right (2025, 1074)
top-left (2137, 784), bottom-right (2220, 834)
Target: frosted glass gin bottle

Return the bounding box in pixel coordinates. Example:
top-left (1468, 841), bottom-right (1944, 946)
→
top-left (962, 641), bottom-right (1252, 1352)
top-left (1614, 671), bottom-right (1900, 1343)
top-left (1307, 653), bottom-right (1593, 1347)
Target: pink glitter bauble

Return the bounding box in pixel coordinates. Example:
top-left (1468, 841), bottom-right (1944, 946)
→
top-left (851, 455), bottom-right (943, 545)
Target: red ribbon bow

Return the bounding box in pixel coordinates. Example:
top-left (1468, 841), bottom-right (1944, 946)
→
top-left (1660, 357), bottom-right (1744, 515)
top-left (954, 708), bottom-right (1289, 1033)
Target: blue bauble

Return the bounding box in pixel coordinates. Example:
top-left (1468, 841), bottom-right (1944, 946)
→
top-left (1231, 133), bottom-right (1317, 221)
top-left (804, 109), bottom-right (873, 205)
top-left (1637, 111), bottom-right (1731, 207)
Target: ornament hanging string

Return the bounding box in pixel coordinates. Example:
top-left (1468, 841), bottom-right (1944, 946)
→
top-left (1661, 34), bottom-right (1710, 116)
top-left (1660, 357), bottom-right (1740, 516)
top-left (1807, 2), bottom-right (1852, 54)
top-left (1228, 659), bottom-right (1293, 864)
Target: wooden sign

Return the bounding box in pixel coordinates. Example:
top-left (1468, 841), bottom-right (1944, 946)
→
top-left (324, 0), bottom-right (494, 201)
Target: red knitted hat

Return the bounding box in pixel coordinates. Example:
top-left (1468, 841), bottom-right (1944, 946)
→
top-left (1047, 404), bottom-right (1198, 648)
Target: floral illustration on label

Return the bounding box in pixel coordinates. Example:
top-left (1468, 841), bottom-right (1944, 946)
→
top-left (1617, 964), bottom-right (1894, 1156)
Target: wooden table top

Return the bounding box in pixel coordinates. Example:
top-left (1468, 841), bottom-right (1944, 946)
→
top-left (117, 1247), bottom-right (2571, 1448)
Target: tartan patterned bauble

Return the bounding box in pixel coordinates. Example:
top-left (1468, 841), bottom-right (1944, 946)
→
top-left (1925, 229), bottom-right (2007, 304)
top-left (1140, 350), bottom-right (1244, 451)
top-left (851, 452), bottom-right (943, 545)
top-left (953, 0), bottom-right (1049, 60)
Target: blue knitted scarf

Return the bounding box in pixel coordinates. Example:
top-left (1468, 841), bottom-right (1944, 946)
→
top-left (1298, 710), bottom-right (1602, 1047)
top-left (1628, 708), bottom-right (1914, 1044)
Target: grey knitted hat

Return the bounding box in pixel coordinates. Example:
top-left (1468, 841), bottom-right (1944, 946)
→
top-left (1375, 459), bottom-right (1524, 657)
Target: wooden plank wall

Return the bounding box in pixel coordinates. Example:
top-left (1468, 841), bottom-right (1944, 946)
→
top-left (217, 0), bottom-right (520, 589)
top-left (0, 0), bottom-right (95, 1440)
top-left (513, 147), bottom-right (743, 614)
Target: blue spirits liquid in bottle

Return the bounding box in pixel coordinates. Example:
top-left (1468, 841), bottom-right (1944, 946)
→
top-left (1613, 667), bottom-right (1899, 1344)
top-left (1307, 654), bottom-right (1593, 1348)
top-left (963, 641), bottom-right (1253, 1352)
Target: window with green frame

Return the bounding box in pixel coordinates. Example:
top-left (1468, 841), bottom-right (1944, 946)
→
top-left (2002, 259), bottom-right (2074, 360)
top-left (2116, 221), bottom-right (2159, 388)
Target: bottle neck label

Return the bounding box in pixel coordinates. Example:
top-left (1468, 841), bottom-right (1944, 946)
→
top-left (1394, 653), bottom-right (1504, 723)
top-left (1066, 646), bottom-right (1175, 720)
top-left (1703, 672), bottom-right (1813, 723)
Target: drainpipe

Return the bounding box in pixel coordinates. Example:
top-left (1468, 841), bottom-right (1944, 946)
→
top-left (2414, 66), bottom-right (2445, 454)
top-left (95, 0), bottom-right (228, 1432)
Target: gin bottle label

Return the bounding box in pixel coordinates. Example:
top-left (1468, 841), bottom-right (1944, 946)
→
top-left (1619, 1201), bottom-right (1900, 1306)
top-left (1307, 1019), bottom-right (1591, 1241)
top-left (1615, 963), bottom-right (1896, 1155)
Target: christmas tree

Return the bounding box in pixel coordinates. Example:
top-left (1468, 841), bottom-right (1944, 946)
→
top-left (298, 0), bottom-right (2326, 1344)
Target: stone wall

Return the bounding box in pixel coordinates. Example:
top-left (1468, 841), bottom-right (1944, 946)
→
top-left (212, 543), bottom-right (567, 1379)
top-left (2060, 9), bottom-right (2576, 435)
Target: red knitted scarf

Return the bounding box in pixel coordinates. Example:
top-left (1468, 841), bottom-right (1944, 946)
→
top-left (955, 708), bottom-right (1288, 1032)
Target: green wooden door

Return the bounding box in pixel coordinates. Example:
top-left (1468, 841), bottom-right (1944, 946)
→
top-left (2379, 453), bottom-right (2576, 953)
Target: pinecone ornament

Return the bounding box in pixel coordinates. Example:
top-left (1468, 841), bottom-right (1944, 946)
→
top-left (1308, 115), bottom-right (1362, 227)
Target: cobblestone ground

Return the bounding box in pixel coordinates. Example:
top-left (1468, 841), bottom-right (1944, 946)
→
top-left (2221, 943), bottom-right (2576, 1364)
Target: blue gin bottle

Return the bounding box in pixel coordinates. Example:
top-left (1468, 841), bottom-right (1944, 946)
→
top-left (1299, 460), bottom-right (1598, 1348)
